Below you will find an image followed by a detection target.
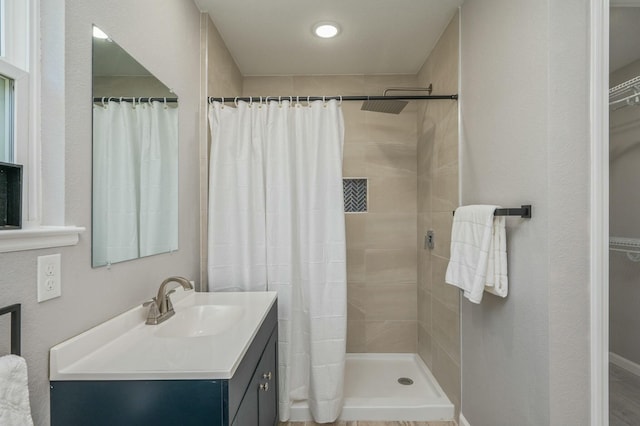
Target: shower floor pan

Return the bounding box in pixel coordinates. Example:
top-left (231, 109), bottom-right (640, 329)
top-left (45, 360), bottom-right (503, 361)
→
top-left (289, 353), bottom-right (454, 422)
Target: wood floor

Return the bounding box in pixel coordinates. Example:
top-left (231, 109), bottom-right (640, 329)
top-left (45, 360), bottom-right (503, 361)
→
top-left (279, 422), bottom-right (456, 426)
top-left (610, 363), bottom-right (640, 426)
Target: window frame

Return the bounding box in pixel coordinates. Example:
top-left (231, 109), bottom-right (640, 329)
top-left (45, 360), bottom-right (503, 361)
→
top-left (0, 0), bottom-right (84, 253)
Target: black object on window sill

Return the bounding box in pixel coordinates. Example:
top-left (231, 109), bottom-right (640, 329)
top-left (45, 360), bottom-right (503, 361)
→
top-left (0, 162), bottom-right (22, 230)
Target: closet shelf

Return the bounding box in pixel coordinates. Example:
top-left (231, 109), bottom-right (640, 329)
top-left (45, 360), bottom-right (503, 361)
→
top-left (609, 75), bottom-right (640, 110)
top-left (610, 237), bottom-right (640, 261)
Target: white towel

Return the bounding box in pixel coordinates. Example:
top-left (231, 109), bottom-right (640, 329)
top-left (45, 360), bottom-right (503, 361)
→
top-left (445, 205), bottom-right (509, 303)
top-left (0, 355), bottom-right (34, 426)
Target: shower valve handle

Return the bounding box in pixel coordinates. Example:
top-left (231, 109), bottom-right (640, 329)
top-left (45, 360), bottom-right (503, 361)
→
top-left (262, 372), bottom-right (272, 380)
top-left (260, 382), bottom-right (269, 391)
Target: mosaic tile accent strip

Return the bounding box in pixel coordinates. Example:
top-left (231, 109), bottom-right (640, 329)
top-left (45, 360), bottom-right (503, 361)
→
top-left (343, 178), bottom-right (367, 213)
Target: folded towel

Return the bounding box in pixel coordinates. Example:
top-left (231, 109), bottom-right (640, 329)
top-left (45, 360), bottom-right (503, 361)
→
top-left (445, 205), bottom-right (509, 303)
top-left (0, 355), bottom-right (34, 426)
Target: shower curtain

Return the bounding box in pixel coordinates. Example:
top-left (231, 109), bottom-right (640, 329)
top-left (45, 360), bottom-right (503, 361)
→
top-left (208, 100), bottom-right (347, 422)
top-left (93, 101), bottom-right (178, 265)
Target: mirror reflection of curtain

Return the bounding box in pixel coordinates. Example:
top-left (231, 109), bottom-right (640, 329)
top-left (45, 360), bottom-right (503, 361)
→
top-left (208, 100), bottom-right (347, 423)
top-left (93, 101), bottom-right (177, 266)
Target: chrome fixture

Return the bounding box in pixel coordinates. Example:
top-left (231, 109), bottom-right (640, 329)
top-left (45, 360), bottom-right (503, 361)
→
top-left (144, 276), bottom-right (193, 325)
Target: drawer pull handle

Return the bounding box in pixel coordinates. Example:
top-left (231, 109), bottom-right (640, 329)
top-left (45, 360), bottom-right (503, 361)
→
top-left (260, 382), bottom-right (269, 392)
top-left (262, 372), bottom-right (272, 380)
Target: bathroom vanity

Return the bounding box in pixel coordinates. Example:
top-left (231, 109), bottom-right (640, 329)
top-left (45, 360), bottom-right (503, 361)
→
top-left (49, 290), bottom-right (278, 426)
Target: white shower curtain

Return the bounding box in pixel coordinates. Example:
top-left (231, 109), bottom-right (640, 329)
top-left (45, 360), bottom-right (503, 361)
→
top-left (208, 100), bottom-right (347, 422)
top-left (93, 101), bottom-right (178, 265)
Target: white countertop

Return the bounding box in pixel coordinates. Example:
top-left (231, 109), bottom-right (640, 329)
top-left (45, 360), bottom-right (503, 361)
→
top-left (49, 290), bottom-right (277, 381)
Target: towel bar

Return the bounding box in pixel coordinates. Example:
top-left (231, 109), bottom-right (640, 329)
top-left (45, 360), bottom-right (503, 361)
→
top-left (0, 304), bottom-right (21, 355)
top-left (453, 204), bottom-right (532, 218)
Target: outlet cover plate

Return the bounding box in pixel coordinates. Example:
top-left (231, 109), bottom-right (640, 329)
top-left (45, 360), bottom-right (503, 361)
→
top-left (37, 253), bottom-right (61, 302)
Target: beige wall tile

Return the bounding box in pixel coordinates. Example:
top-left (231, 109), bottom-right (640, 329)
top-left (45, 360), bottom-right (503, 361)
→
top-left (433, 104), bottom-right (459, 169)
top-left (368, 177), bottom-right (417, 214)
top-left (347, 282), bottom-right (366, 321)
top-left (347, 320), bottom-right (366, 353)
top-left (366, 320), bottom-right (417, 353)
top-left (364, 110), bottom-right (418, 144)
top-left (343, 141), bottom-right (368, 177)
top-left (347, 248), bottom-right (365, 283)
top-left (243, 76), bottom-right (294, 96)
top-left (293, 75), bottom-right (365, 96)
top-left (364, 248), bottom-right (417, 284)
top-left (433, 343), bottom-right (461, 415)
top-left (432, 163), bottom-right (458, 213)
top-left (417, 288), bottom-right (432, 331)
top-left (432, 300), bottom-right (460, 363)
top-left (366, 141), bottom-right (417, 178)
top-left (365, 213), bottom-right (417, 250)
top-left (431, 212), bottom-right (453, 259)
top-left (346, 214), bottom-right (367, 249)
top-left (431, 255), bottom-right (460, 313)
top-left (418, 324), bottom-right (433, 368)
top-left (364, 282), bottom-right (417, 321)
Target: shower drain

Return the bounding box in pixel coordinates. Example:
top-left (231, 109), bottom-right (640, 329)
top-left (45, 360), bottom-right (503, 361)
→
top-left (397, 377), bottom-right (414, 385)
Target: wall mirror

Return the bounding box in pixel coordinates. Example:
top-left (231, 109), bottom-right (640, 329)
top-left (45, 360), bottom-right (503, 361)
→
top-left (92, 25), bottom-right (178, 268)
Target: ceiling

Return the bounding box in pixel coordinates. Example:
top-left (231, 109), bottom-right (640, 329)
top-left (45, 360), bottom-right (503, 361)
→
top-left (610, 7), bottom-right (640, 72)
top-left (194, 0), bottom-right (463, 76)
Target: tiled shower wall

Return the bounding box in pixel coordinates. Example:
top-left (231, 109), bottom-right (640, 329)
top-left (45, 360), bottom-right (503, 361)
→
top-left (243, 74), bottom-right (419, 353)
top-left (416, 13), bottom-right (461, 413)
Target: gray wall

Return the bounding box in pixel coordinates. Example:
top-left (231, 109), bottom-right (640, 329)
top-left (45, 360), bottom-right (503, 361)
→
top-left (0, 1), bottom-right (201, 424)
top-left (460, 0), bottom-right (590, 425)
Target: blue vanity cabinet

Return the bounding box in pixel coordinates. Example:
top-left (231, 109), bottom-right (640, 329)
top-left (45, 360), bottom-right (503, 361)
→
top-left (50, 303), bottom-right (278, 426)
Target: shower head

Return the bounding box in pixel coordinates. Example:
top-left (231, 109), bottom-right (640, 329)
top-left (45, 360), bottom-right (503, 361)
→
top-left (360, 85), bottom-right (433, 114)
top-left (361, 99), bottom-right (409, 114)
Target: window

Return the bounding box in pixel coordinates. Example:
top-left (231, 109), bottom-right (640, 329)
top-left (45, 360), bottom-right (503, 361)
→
top-left (0, 74), bottom-right (14, 163)
top-left (0, 0), bottom-right (84, 251)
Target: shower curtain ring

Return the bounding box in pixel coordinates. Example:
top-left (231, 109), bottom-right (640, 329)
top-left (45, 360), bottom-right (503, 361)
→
top-left (220, 97), bottom-right (224, 108)
top-left (102, 97), bottom-right (107, 109)
top-left (249, 96), bottom-right (253, 107)
top-left (339, 95), bottom-right (343, 106)
top-left (307, 96), bottom-right (311, 107)
top-left (234, 97), bottom-right (239, 107)
top-left (278, 96), bottom-right (282, 108)
top-left (131, 97), bottom-right (136, 109)
top-left (164, 97), bottom-right (168, 109)
top-left (323, 96), bottom-right (327, 107)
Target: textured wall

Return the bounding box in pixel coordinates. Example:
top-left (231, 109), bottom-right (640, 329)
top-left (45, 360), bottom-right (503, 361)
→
top-left (243, 75), bottom-right (419, 353)
top-left (460, 0), bottom-right (591, 425)
top-left (0, 1), bottom-right (201, 423)
top-left (610, 59), bottom-right (640, 366)
top-left (416, 12), bottom-right (460, 416)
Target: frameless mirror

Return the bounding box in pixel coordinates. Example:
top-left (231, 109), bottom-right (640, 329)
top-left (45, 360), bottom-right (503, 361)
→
top-left (92, 25), bottom-right (178, 268)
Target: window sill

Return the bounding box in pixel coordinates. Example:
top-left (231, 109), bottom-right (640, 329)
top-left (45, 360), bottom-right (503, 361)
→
top-left (0, 226), bottom-right (85, 253)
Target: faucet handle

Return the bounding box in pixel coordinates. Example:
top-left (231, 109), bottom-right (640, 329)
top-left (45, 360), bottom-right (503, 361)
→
top-left (144, 298), bottom-right (162, 325)
top-left (143, 297), bottom-right (157, 308)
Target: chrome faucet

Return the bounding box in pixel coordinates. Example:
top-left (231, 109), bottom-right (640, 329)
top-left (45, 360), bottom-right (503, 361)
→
top-left (144, 276), bottom-right (194, 325)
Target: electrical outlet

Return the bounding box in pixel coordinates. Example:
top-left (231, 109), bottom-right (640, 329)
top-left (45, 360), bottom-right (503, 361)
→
top-left (37, 254), bottom-right (61, 302)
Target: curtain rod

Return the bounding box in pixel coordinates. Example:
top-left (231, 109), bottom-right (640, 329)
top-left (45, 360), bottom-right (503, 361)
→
top-left (208, 94), bottom-right (458, 104)
top-left (92, 97), bottom-right (178, 103)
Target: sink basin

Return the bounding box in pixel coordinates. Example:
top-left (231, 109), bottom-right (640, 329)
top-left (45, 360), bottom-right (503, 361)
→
top-left (154, 305), bottom-right (245, 338)
top-left (49, 290), bottom-right (277, 380)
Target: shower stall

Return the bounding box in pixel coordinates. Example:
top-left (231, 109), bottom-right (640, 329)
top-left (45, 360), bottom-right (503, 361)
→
top-left (204, 8), bottom-right (461, 424)
top-left (234, 12), bottom-right (460, 423)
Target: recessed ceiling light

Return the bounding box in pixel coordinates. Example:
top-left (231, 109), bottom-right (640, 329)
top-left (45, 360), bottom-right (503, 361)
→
top-left (92, 26), bottom-right (109, 40)
top-left (313, 22), bottom-right (340, 39)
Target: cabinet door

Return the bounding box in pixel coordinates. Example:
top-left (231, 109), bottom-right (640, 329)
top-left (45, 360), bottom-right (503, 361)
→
top-left (257, 331), bottom-right (278, 426)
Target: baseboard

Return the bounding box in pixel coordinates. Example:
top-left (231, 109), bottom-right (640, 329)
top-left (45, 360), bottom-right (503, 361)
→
top-left (610, 351), bottom-right (640, 377)
top-left (459, 412), bottom-right (471, 426)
